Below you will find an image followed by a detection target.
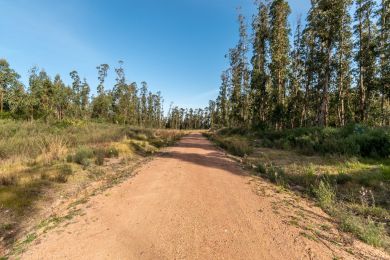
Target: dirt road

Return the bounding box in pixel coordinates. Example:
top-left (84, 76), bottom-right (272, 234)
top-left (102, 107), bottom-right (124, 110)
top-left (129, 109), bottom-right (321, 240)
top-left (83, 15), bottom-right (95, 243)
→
top-left (21, 134), bottom-right (388, 259)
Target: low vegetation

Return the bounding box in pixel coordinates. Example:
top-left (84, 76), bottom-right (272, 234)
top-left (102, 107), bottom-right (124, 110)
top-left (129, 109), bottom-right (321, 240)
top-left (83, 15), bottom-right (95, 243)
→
top-left (0, 119), bottom-right (183, 250)
top-left (206, 126), bottom-right (390, 251)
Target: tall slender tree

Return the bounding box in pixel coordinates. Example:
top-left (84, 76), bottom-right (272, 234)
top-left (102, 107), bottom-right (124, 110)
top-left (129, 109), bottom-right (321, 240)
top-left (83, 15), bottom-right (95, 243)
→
top-left (251, 1), bottom-right (270, 127)
top-left (269, 0), bottom-right (291, 129)
top-left (354, 0), bottom-right (377, 123)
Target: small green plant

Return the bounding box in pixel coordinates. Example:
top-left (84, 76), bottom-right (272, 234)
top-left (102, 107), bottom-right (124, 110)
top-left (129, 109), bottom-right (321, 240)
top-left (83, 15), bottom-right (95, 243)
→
top-left (94, 149), bottom-right (105, 166)
top-left (72, 147), bottom-right (93, 166)
top-left (340, 214), bottom-right (386, 247)
top-left (54, 164), bottom-right (73, 183)
top-left (257, 163), bottom-right (267, 175)
top-left (59, 164), bottom-right (73, 175)
top-left (106, 147), bottom-right (119, 158)
top-left (313, 180), bottom-right (336, 209)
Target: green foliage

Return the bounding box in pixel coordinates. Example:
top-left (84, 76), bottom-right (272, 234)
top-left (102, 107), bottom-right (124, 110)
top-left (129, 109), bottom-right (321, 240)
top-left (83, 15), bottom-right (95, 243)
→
top-left (53, 164), bottom-right (73, 183)
top-left (313, 180), bottom-right (336, 209)
top-left (256, 125), bottom-right (390, 158)
top-left (72, 147), bottom-right (94, 166)
top-left (257, 163), bottom-right (267, 174)
top-left (209, 133), bottom-right (253, 157)
top-left (340, 213), bottom-right (387, 247)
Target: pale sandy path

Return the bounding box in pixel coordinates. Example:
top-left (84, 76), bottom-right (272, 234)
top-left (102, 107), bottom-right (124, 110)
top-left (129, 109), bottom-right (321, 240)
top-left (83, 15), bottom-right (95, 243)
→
top-left (21, 133), bottom-right (388, 260)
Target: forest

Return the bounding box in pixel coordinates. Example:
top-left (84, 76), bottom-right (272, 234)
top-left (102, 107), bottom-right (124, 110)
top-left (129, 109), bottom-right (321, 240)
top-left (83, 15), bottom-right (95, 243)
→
top-left (0, 60), bottom-right (211, 129)
top-left (211, 0), bottom-right (389, 130)
top-left (1, 0), bottom-right (389, 131)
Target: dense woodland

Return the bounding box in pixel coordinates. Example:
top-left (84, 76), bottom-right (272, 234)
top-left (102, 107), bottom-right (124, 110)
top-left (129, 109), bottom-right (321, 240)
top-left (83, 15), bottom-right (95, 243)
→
top-left (0, 58), bottom-right (213, 129)
top-left (212, 0), bottom-right (390, 129)
top-left (0, 0), bottom-right (389, 130)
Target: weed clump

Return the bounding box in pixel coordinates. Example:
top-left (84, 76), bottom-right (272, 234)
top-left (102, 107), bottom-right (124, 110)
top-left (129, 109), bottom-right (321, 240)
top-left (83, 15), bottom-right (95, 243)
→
top-left (94, 147), bottom-right (119, 165)
top-left (0, 175), bottom-right (18, 186)
top-left (53, 164), bottom-right (73, 183)
top-left (340, 213), bottom-right (387, 247)
top-left (313, 180), bottom-right (336, 210)
top-left (71, 147), bottom-right (94, 166)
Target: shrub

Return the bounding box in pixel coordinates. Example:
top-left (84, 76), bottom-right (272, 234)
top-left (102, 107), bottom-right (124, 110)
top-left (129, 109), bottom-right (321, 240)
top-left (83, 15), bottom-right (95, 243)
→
top-left (95, 152), bottom-right (105, 166)
top-left (340, 214), bottom-right (386, 247)
top-left (227, 139), bottom-right (253, 156)
top-left (263, 165), bottom-right (286, 186)
top-left (54, 164), bottom-right (73, 183)
top-left (94, 147), bottom-right (119, 166)
top-left (257, 163), bottom-right (267, 175)
top-left (313, 180), bottom-right (336, 209)
top-left (253, 125), bottom-right (390, 158)
top-left (72, 147), bottom-right (93, 166)
top-left (106, 147), bottom-right (119, 158)
top-left (59, 164), bottom-right (73, 176)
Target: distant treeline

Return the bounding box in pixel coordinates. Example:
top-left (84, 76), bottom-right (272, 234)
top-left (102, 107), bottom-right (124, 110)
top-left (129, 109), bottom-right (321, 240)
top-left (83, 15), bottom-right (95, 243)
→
top-left (210, 0), bottom-right (390, 129)
top-left (0, 60), bottom-right (211, 129)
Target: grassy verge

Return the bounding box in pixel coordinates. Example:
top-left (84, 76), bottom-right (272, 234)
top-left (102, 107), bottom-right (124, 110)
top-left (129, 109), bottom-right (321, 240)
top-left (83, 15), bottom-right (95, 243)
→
top-left (205, 127), bottom-right (390, 252)
top-left (0, 119), bottom-right (183, 254)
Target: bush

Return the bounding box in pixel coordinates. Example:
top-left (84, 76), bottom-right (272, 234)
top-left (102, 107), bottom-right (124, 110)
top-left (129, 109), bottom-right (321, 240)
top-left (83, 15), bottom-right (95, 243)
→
top-left (313, 180), bottom-right (336, 209)
top-left (257, 163), bottom-right (267, 175)
top-left (94, 147), bottom-right (119, 166)
top-left (340, 214), bottom-right (386, 247)
top-left (210, 133), bottom-right (253, 157)
top-left (227, 139), bottom-right (253, 156)
top-left (72, 147), bottom-right (94, 166)
top-left (58, 164), bottom-right (73, 175)
top-left (254, 125), bottom-right (390, 158)
top-left (54, 164), bottom-right (73, 183)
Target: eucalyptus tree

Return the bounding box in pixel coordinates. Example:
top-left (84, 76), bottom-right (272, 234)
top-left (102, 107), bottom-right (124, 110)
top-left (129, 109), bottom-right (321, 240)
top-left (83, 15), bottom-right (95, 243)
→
top-left (354, 0), bottom-right (377, 123)
top-left (229, 13), bottom-right (249, 127)
top-left (0, 59), bottom-right (21, 114)
top-left (216, 70), bottom-right (229, 127)
top-left (269, 0), bottom-right (291, 129)
top-left (251, 1), bottom-right (270, 127)
top-left (378, 0), bottom-right (390, 125)
top-left (287, 18), bottom-right (305, 128)
top-left (335, 0), bottom-right (353, 126)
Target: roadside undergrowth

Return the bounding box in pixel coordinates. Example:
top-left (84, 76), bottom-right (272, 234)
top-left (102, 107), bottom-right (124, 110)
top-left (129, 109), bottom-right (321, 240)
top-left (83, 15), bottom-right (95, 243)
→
top-left (0, 120), bottom-right (184, 257)
top-left (205, 127), bottom-right (390, 253)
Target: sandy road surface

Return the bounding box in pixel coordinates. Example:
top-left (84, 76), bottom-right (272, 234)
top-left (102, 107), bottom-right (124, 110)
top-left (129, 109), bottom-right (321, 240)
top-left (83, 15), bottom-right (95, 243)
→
top-left (21, 134), bottom-right (388, 259)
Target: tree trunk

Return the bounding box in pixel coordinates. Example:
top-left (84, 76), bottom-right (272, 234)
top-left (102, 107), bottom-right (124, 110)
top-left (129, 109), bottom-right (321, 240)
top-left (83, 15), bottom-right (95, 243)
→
top-left (358, 15), bottom-right (366, 123)
top-left (0, 89), bottom-right (3, 114)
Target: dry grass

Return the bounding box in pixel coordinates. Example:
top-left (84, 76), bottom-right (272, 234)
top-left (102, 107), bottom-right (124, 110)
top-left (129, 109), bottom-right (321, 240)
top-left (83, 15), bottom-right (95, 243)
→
top-left (0, 120), bottom-right (184, 252)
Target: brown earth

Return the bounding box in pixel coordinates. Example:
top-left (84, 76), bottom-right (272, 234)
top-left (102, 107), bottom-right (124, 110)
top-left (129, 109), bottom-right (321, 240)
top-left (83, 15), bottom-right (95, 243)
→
top-left (20, 133), bottom-right (389, 259)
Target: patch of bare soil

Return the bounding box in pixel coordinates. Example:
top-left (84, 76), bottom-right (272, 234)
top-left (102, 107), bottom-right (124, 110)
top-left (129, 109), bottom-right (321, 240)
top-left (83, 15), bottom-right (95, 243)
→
top-left (19, 134), bottom-right (389, 259)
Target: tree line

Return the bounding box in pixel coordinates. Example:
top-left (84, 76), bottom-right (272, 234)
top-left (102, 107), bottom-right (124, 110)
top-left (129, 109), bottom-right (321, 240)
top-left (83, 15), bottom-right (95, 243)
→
top-left (0, 59), bottom-right (212, 129)
top-left (211, 0), bottom-right (390, 129)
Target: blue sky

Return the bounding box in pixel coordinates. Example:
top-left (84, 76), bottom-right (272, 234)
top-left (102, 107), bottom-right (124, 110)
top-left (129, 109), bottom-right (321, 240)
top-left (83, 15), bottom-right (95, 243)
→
top-left (0, 0), bottom-right (310, 111)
